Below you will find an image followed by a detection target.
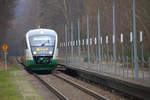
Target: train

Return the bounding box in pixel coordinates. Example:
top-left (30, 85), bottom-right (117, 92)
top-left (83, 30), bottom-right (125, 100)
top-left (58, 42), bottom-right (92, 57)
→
top-left (22, 29), bottom-right (58, 71)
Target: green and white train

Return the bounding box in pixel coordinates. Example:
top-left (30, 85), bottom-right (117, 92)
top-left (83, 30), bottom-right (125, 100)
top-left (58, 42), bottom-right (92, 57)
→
top-left (23, 29), bottom-right (58, 71)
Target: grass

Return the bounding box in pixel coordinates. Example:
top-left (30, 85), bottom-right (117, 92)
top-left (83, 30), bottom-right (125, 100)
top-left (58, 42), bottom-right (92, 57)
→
top-left (0, 64), bottom-right (19, 71)
top-left (0, 67), bottom-right (23, 100)
top-left (0, 66), bottom-right (43, 100)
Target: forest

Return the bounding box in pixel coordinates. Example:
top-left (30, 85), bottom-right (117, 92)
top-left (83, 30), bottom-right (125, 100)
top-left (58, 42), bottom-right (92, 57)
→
top-left (0, 0), bottom-right (149, 58)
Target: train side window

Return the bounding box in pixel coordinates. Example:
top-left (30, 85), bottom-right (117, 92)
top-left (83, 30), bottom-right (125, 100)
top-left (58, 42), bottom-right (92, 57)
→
top-left (25, 42), bottom-right (28, 49)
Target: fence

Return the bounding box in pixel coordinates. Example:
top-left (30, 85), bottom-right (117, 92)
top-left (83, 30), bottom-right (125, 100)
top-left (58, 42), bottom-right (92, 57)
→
top-left (58, 0), bottom-right (150, 82)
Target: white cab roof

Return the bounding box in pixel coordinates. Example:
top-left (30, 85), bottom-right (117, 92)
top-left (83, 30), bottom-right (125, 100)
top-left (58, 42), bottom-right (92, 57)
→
top-left (26, 29), bottom-right (57, 37)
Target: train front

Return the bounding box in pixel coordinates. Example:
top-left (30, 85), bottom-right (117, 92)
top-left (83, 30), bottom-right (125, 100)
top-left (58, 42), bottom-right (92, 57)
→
top-left (25, 29), bottom-right (58, 71)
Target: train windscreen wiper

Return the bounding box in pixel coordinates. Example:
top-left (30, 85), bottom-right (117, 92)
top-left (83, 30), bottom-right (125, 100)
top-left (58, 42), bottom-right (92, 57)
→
top-left (41, 40), bottom-right (50, 46)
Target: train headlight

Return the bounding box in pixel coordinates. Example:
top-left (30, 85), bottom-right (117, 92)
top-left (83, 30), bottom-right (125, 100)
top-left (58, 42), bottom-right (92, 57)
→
top-left (33, 51), bottom-right (37, 55)
top-left (49, 51), bottom-right (53, 55)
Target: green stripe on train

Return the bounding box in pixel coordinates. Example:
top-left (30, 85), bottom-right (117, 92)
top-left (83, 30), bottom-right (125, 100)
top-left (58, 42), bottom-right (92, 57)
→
top-left (25, 59), bottom-right (58, 70)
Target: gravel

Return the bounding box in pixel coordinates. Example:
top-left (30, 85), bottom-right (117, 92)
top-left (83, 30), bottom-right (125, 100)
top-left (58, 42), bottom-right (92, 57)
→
top-left (17, 64), bottom-right (60, 100)
top-left (56, 72), bottom-right (129, 100)
top-left (41, 74), bottom-right (97, 100)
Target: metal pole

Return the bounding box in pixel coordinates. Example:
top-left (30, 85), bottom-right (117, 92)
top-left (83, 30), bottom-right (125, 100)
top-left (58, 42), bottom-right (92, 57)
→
top-left (140, 31), bottom-right (144, 80)
top-left (98, 8), bottom-right (102, 71)
top-left (78, 18), bottom-right (81, 65)
top-left (126, 56), bottom-right (129, 78)
top-left (132, 42), bottom-right (134, 78)
top-left (149, 57), bottom-right (150, 81)
top-left (122, 44), bottom-right (125, 77)
top-left (60, 42), bottom-right (61, 57)
top-left (106, 35), bottom-right (109, 71)
top-left (71, 22), bottom-right (74, 64)
top-left (113, 1), bottom-right (116, 73)
top-left (111, 56), bottom-right (113, 73)
top-left (142, 42), bottom-right (144, 80)
top-left (130, 32), bottom-right (134, 78)
top-left (133, 0), bottom-right (138, 78)
top-left (108, 55), bottom-right (110, 72)
top-left (101, 37), bottom-right (103, 60)
top-left (121, 33), bottom-right (124, 77)
top-left (118, 56), bottom-right (121, 75)
top-left (4, 51), bottom-right (7, 70)
top-left (107, 36), bottom-right (109, 72)
top-left (87, 15), bottom-right (90, 67)
top-left (65, 24), bottom-right (68, 64)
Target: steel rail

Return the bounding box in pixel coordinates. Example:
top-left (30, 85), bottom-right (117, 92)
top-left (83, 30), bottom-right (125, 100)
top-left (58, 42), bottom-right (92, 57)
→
top-left (16, 57), bottom-right (108, 100)
top-left (16, 57), bottom-right (69, 100)
top-left (53, 73), bottom-right (109, 100)
top-left (33, 74), bottom-right (69, 100)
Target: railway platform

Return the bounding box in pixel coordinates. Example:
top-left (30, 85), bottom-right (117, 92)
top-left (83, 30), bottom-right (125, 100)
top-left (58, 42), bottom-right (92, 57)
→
top-left (58, 61), bottom-right (150, 100)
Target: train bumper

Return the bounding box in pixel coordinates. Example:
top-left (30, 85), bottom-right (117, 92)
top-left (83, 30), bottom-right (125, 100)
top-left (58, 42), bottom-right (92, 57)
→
top-left (25, 59), bottom-right (58, 70)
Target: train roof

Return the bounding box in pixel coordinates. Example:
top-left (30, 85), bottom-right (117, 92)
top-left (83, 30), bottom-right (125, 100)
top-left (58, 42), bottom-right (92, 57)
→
top-left (26, 29), bottom-right (57, 37)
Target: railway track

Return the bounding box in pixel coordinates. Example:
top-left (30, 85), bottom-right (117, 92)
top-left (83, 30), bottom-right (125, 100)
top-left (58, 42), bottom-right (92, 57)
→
top-left (16, 58), bottom-right (109, 100)
top-left (33, 73), bottom-right (69, 100)
top-left (53, 73), bottom-right (108, 100)
top-left (34, 73), bottom-right (109, 100)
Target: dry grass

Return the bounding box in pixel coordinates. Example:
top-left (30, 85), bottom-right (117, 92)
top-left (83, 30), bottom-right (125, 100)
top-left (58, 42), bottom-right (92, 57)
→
top-left (0, 64), bottom-right (17, 71)
top-left (0, 66), bottom-right (43, 100)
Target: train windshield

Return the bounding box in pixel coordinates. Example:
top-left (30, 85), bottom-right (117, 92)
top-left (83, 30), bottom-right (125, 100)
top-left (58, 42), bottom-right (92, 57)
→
top-left (30, 36), bottom-right (55, 46)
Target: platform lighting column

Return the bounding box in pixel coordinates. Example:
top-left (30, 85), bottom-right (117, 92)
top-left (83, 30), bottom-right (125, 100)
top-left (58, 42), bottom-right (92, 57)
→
top-left (78, 18), bottom-right (81, 65)
top-left (65, 24), bottom-right (68, 64)
top-left (133, 0), bottom-right (138, 78)
top-left (113, 1), bottom-right (117, 73)
top-left (98, 8), bottom-right (102, 71)
top-left (121, 33), bottom-right (124, 77)
top-left (71, 22), bottom-right (74, 64)
top-left (130, 32), bottom-right (134, 78)
top-left (87, 15), bottom-right (90, 67)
